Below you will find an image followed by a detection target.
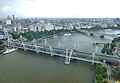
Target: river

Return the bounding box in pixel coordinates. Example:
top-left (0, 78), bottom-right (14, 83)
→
top-left (0, 33), bottom-right (112, 83)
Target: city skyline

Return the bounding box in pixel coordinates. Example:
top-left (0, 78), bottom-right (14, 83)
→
top-left (0, 0), bottom-right (120, 18)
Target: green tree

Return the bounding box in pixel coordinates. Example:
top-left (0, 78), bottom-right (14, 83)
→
top-left (96, 74), bottom-right (103, 83)
top-left (112, 67), bottom-right (120, 80)
top-left (102, 72), bottom-right (108, 79)
top-left (96, 66), bottom-right (103, 75)
top-left (103, 67), bottom-right (107, 73)
top-left (110, 43), bottom-right (116, 49)
top-left (9, 32), bottom-right (20, 39)
top-left (0, 40), bottom-right (5, 51)
top-left (0, 40), bottom-right (3, 45)
top-left (102, 80), bottom-right (108, 83)
top-left (112, 38), bottom-right (119, 43)
top-left (101, 47), bottom-right (107, 54)
top-left (106, 48), bottom-right (113, 55)
top-left (101, 43), bottom-right (113, 55)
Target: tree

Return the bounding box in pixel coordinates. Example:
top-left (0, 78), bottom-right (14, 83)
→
top-left (112, 38), bottom-right (119, 43)
top-left (102, 72), bottom-right (108, 79)
top-left (112, 67), bottom-right (120, 80)
top-left (106, 48), bottom-right (113, 55)
top-left (103, 67), bottom-right (107, 72)
top-left (102, 80), bottom-right (108, 83)
top-left (9, 32), bottom-right (20, 39)
top-left (95, 64), bottom-right (108, 83)
top-left (96, 65), bottom-right (103, 75)
top-left (0, 40), bottom-right (3, 45)
top-left (0, 40), bottom-right (5, 51)
top-left (101, 47), bottom-right (107, 54)
top-left (96, 74), bottom-right (103, 83)
top-left (110, 43), bottom-right (116, 49)
top-left (101, 43), bottom-right (113, 55)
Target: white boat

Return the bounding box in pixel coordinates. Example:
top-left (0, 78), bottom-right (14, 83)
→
top-left (63, 33), bottom-right (71, 36)
top-left (3, 48), bottom-right (18, 54)
top-left (52, 36), bottom-right (58, 38)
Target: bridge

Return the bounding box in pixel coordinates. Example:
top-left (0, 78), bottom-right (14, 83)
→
top-left (7, 37), bottom-right (119, 65)
top-left (77, 30), bottom-right (118, 39)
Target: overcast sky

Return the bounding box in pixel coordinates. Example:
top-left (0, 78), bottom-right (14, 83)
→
top-left (0, 0), bottom-right (120, 18)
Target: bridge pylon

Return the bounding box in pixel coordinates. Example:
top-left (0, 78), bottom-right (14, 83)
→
top-left (35, 44), bottom-right (39, 53)
top-left (7, 37), bottom-right (15, 48)
top-left (22, 42), bottom-right (26, 51)
top-left (74, 43), bottom-right (80, 50)
top-left (49, 46), bottom-right (54, 56)
top-left (74, 43), bottom-right (76, 50)
top-left (58, 41), bottom-right (64, 49)
top-left (65, 49), bottom-right (73, 65)
top-left (92, 53), bottom-right (95, 65)
top-left (95, 45), bottom-right (98, 53)
top-left (44, 39), bottom-right (47, 46)
top-left (103, 60), bottom-right (106, 67)
top-left (58, 41), bottom-right (61, 48)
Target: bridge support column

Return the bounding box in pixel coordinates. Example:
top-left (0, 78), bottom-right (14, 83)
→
top-left (35, 44), bottom-right (39, 53)
top-left (65, 49), bottom-right (73, 65)
top-left (50, 46), bottom-right (54, 56)
top-left (95, 45), bottom-right (98, 53)
top-left (58, 41), bottom-right (61, 48)
top-left (92, 53), bottom-right (95, 65)
top-left (7, 37), bottom-right (11, 48)
top-left (44, 39), bottom-right (47, 46)
top-left (74, 43), bottom-right (80, 50)
top-left (103, 60), bottom-right (106, 67)
top-left (22, 42), bottom-right (26, 51)
top-left (74, 43), bottom-right (76, 50)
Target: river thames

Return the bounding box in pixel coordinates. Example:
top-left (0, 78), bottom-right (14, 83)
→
top-left (0, 33), bottom-right (112, 83)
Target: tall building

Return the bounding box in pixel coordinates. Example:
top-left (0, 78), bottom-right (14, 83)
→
top-left (12, 14), bottom-right (15, 25)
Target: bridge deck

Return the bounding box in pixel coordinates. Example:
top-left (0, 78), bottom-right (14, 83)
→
top-left (8, 42), bottom-right (120, 65)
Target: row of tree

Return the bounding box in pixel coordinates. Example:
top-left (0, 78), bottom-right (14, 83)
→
top-left (111, 67), bottom-right (120, 81)
top-left (101, 37), bottom-right (120, 55)
top-left (101, 37), bottom-right (120, 81)
top-left (0, 40), bottom-right (5, 51)
top-left (101, 43), bottom-right (113, 55)
top-left (95, 64), bottom-right (108, 83)
top-left (9, 29), bottom-right (70, 41)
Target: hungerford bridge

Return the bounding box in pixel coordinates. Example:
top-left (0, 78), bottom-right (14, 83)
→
top-left (6, 37), bottom-right (120, 66)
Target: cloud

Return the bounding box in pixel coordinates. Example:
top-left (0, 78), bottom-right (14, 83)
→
top-left (0, 6), bottom-right (25, 17)
top-left (26, 0), bottom-right (35, 1)
top-left (1, 6), bottom-right (16, 13)
top-left (0, 0), bottom-right (120, 18)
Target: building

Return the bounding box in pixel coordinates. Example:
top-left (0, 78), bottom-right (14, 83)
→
top-left (12, 14), bottom-right (15, 25)
top-left (0, 26), bottom-right (8, 39)
top-left (45, 23), bottom-right (54, 31)
top-left (5, 16), bottom-right (12, 25)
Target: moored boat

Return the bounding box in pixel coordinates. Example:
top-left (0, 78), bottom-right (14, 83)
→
top-left (3, 48), bottom-right (18, 54)
top-left (52, 36), bottom-right (58, 38)
top-left (63, 33), bottom-right (71, 36)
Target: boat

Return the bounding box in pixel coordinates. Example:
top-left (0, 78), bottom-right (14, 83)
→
top-left (63, 33), bottom-right (71, 36)
top-left (52, 36), bottom-right (58, 38)
top-left (3, 48), bottom-right (18, 54)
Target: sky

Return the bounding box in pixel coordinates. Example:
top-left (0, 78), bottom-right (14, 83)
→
top-left (0, 0), bottom-right (120, 18)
